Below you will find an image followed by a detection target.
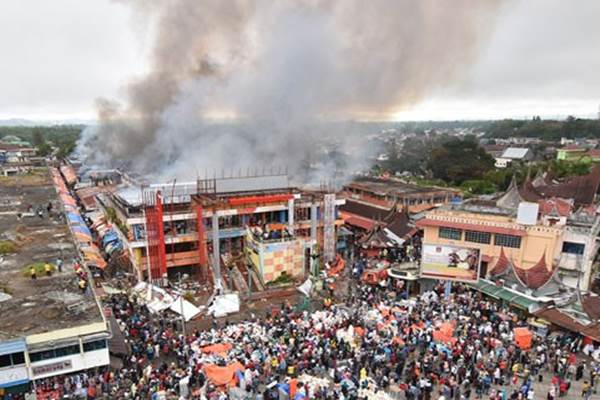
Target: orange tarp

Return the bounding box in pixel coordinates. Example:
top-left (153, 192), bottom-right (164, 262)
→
top-left (433, 322), bottom-right (456, 345)
top-left (327, 256), bottom-right (345, 277)
top-left (514, 327), bottom-right (533, 350)
top-left (203, 361), bottom-right (245, 386)
top-left (201, 343), bottom-right (232, 355)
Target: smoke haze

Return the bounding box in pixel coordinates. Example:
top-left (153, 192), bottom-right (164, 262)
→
top-left (77, 0), bottom-right (504, 182)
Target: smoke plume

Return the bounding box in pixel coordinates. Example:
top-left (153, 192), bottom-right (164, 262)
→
top-left (78, 0), bottom-right (504, 182)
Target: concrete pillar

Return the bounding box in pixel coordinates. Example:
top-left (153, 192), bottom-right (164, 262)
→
top-left (310, 204), bottom-right (318, 274)
top-left (287, 198), bottom-right (294, 235)
top-left (212, 213), bottom-right (221, 291)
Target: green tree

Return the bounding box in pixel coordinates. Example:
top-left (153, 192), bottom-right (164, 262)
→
top-left (427, 137), bottom-right (495, 184)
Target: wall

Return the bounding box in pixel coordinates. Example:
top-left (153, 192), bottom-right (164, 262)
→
top-left (29, 348), bottom-right (109, 381)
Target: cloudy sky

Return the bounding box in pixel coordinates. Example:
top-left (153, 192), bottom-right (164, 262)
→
top-left (1, 0), bottom-right (599, 121)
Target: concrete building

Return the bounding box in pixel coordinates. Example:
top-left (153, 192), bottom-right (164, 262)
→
top-left (95, 173), bottom-right (345, 291)
top-left (343, 177), bottom-right (461, 212)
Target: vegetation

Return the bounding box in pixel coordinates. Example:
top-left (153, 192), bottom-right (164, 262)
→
top-left (22, 262), bottom-right (55, 277)
top-left (0, 125), bottom-right (83, 159)
top-left (266, 271), bottom-right (293, 286)
top-left (0, 240), bottom-right (17, 255)
top-left (484, 116), bottom-right (600, 140)
top-left (427, 137), bottom-right (495, 184)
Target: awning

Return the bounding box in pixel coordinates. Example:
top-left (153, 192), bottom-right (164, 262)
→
top-left (468, 279), bottom-right (539, 311)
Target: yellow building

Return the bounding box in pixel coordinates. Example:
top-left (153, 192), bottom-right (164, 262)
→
top-left (417, 204), bottom-right (563, 289)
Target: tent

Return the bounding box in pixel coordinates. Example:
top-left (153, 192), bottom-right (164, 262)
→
top-left (514, 327), bottom-right (533, 350)
top-left (203, 361), bottom-right (245, 386)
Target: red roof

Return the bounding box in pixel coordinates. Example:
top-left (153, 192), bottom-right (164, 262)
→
top-left (416, 218), bottom-right (526, 237)
top-left (587, 149), bottom-right (600, 157)
top-left (534, 308), bottom-right (600, 342)
top-left (513, 251), bottom-right (555, 290)
top-left (489, 248), bottom-right (510, 277)
top-left (344, 216), bottom-right (375, 231)
top-left (582, 295), bottom-right (600, 321)
top-left (538, 197), bottom-right (572, 217)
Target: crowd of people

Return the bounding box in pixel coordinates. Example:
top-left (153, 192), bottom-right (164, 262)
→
top-left (25, 277), bottom-right (599, 400)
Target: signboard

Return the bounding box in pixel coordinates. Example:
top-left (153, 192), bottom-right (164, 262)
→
top-left (420, 244), bottom-right (481, 282)
top-left (32, 360), bottom-right (73, 376)
top-left (323, 194), bottom-right (336, 263)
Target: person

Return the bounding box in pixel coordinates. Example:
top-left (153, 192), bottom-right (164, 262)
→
top-left (30, 266), bottom-right (37, 280)
top-left (44, 263), bottom-right (52, 277)
top-left (56, 257), bottom-right (63, 273)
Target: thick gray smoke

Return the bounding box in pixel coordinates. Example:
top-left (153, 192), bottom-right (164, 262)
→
top-left (78, 0), bottom-right (504, 183)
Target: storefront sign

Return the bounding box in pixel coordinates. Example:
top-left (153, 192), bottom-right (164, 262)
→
top-left (32, 360), bottom-right (73, 376)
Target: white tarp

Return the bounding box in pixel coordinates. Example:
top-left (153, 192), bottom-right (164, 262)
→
top-left (208, 293), bottom-right (240, 318)
top-left (169, 296), bottom-right (201, 321)
top-left (297, 279), bottom-right (313, 297)
top-left (132, 282), bottom-right (200, 320)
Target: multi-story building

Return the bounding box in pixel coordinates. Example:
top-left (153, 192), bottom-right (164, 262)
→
top-left (96, 173), bottom-right (345, 289)
top-left (417, 179), bottom-right (600, 294)
top-left (343, 177), bottom-right (461, 212)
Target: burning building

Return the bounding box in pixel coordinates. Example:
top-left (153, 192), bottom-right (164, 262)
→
top-left (96, 172), bottom-right (345, 291)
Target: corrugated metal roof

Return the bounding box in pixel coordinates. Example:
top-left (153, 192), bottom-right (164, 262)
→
top-left (501, 147), bottom-right (531, 159)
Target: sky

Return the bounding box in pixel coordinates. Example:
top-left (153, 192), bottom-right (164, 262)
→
top-left (0, 0), bottom-right (599, 122)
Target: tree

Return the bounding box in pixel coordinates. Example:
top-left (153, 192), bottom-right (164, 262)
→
top-left (427, 137), bottom-right (495, 184)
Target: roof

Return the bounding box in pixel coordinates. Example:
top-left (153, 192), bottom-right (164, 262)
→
top-left (495, 176), bottom-right (523, 209)
top-left (416, 218), bottom-right (526, 237)
top-left (489, 247), bottom-right (510, 277)
top-left (586, 149), bottom-right (600, 158)
top-left (385, 209), bottom-right (413, 238)
top-left (344, 216), bottom-right (375, 231)
top-left (535, 163), bottom-right (600, 207)
top-left (538, 197), bottom-right (572, 217)
top-left (582, 294), bottom-right (600, 321)
top-left (346, 177), bottom-right (459, 197)
top-left (339, 199), bottom-right (392, 221)
top-left (534, 308), bottom-right (600, 342)
top-left (468, 279), bottom-right (539, 311)
top-left (512, 251), bottom-right (556, 290)
top-left (501, 147), bottom-right (531, 160)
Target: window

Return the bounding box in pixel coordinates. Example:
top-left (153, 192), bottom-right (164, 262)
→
top-left (83, 340), bottom-right (107, 352)
top-left (30, 344), bottom-right (80, 363)
top-left (30, 350), bottom-right (55, 362)
top-left (439, 227), bottom-right (462, 240)
top-left (0, 354), bottom-right (11, 368)
top-left (0, 352), bottom-right (26, 368)
top-left (465, 230), bottom-right (491, 244)
top-left (54, 345), bottom-right (80, 358)
top-left (11, 352), bottom-right (25, 365)
top-left (494, 234), bottom-right (522, 249)
top-left (562, 241), bottom-right (585, 255)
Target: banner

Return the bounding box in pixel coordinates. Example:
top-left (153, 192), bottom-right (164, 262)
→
top-left (420, 244), bottom-right (480, 282)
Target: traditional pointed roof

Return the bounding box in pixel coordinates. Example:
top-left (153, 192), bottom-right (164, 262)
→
top-left (512, 250), bottom-right (556, 290)
top-left (496, 175), bottom-right (524, 209)
top-left (488, 248), bottom-right (510, 277)
top-left (519, 177), bottom-right (542, 202)
top-left (538, 197), bottom-right (572, 218)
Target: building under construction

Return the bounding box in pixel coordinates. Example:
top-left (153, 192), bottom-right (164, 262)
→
top-left (96, 172), bottom-right (345, 293)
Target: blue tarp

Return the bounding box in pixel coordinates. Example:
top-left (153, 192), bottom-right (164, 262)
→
top-left (102, 231), bottom-right (119, 247)
top-left (72, 225), bottom-right (92, 236)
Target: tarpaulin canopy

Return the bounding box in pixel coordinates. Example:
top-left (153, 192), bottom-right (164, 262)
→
top-left (200, 343), bottom-right (232, 355)
top-left (203, 361), bottom-right (245, 386)
top-left (433, 322), bottom-right (456, 345)
top-left (514, 327), bottom-right (533, 350)
top-left (168, 296), bottom-right (201, 321)
top-left (72, 225), bottom-right (92, 236)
